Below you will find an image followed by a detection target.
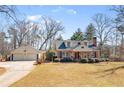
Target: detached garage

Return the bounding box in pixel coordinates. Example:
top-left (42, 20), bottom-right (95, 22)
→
top-left (10, 45), bottom-right (39, 61)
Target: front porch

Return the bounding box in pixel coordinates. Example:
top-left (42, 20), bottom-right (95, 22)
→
top-left (56, 50), bottom-right (100, 60)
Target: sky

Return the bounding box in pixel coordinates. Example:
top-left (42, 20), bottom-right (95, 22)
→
top-left (1, 5), bottom-right (116, 39)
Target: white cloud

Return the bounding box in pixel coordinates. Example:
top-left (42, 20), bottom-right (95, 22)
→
top-left (51, 6), bottom-right (63, 13)
top-left (56, 20), bottom-right (61, 23)
top-left (67, 9), bottom-right (77, 15)
top-left (27, 15), bottom-right (42, 21)
top-left (51, 7), bottom-right (77, 15)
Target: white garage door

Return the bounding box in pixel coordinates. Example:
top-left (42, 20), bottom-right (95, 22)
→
top-left (13, 54), bottom-right (37, 61)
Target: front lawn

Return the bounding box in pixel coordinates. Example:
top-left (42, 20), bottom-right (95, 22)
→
top-left (0, 67), bottom-right (6, 76)
top-left (11, 62), bottom-right (124, 87)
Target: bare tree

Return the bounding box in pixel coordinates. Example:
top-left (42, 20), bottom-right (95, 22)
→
top-left (0, 32), bottom-right (5, 55)
top-left (108, 27), bottom-right (121, 58)
top-left (26, 23), bottom-right (40, 49)
top-left (0, 5), bottom-right (20, 60)
top-left (38, 17), bottom-right (64, 50)
top-left (8, 19), bottom-right (35, 47)
top-left (7, 16), bottom-right (64, 50)
top-left (8, 27), bottom-right (17, 49)
top-left (112, 5), bottom-right (124, 61)
top-left (0, 5), bottom-right (17, 23)
top-left (112, 6), bottom-right (124, 23)
top-left (117, 25), bottom-right (124, 60)
top-left (93, 13), bottom-right (113, 57)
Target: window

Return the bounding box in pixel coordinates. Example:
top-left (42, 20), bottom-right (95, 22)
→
top-left (66, 52), bottom-right (69, 57)
top-left (67, 42), bottom-right (70, 47)
top-left (62, 52), bottom-right (66, 57)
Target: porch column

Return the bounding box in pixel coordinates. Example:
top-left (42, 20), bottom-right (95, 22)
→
top-left (57, 51), bottom-right (62, 58)
top-left (81, 52), bottom-right (83, 59)
top-left (96, 51), bottom-right (100, 58)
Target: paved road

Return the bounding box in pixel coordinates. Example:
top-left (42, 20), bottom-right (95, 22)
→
top-left (0, 61), bottom-right (35, 87)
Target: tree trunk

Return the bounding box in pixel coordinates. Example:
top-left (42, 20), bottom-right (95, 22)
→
top-left (120, 33), bottom-right (124, 61)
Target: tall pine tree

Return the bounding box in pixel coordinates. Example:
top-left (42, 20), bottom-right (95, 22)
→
top-left (71, 28), bottom-right (84, 41)
top-left (85, 23), bottom-right (95, 40)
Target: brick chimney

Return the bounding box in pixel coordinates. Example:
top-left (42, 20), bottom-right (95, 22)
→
top-left (93, 37), bottom-right (97, 47)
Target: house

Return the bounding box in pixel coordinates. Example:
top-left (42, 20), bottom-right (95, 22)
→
top-left (10, 45), bottom-right (39, 61)
top-left (53, 37), bottom-right (100, 60)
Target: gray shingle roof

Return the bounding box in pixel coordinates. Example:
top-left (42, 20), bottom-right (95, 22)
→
top-left (11, 45), bottom-right (39, 54)
top-left (72, 45), bottom-right (93, 52)
top-left (54, 40), bottom-right (98, 52)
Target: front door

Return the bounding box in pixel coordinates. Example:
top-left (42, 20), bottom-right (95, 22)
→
top-left (75, 52), bottom-right (80, 59)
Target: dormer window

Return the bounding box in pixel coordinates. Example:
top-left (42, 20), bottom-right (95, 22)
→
top-left (78, 42), bottom-right (81, 45)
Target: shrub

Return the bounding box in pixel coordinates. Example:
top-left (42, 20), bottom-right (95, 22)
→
top-left (60, 57), bottom-right (73, 63)
top-left (54, 58), bottom-right (60, 62)
top-left (46, 51), bottom-right (56, 61)
top-left (89, 58), bottom-right (100, 63)
top-left (80, 58), bottom-right (100, 63)
top-left (88, 58), bottom-right (94, 63)
top-left (98, 58), bottom-right (103, 62)
top-left (99, 58), bottom-right (109, 62)
top-left (95, 58), bottom-right (100, 63)
top-left (80, 58), bottom-right (88, 63)
top-left (106, 58), bottom-right (109, 61)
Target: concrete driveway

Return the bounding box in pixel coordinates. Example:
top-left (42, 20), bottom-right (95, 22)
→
top-left (0, 61), bottom-right (35, 87)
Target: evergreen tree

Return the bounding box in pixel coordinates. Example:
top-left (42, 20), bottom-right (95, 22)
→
top-left (85, 23), bottom-right (95, 40)
top-left (71, 28), bottom-right (84, 41)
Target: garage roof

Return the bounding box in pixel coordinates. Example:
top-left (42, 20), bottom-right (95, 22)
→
top-left (11, 45), bottom-right (39, 54)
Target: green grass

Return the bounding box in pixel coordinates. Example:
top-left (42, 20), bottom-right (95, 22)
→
top-left (11, 62), bottom-right (124, 87)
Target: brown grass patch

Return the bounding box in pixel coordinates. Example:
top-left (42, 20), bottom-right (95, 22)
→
top-left (11, 62), bottom-right (124, 87)
top-left (0, 67), bottom-right (6, 75)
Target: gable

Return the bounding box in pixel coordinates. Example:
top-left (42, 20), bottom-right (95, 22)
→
top-left (58, 42), bottom-right (67, 49)
top-left (11, 45), bottom-right (38, 54)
